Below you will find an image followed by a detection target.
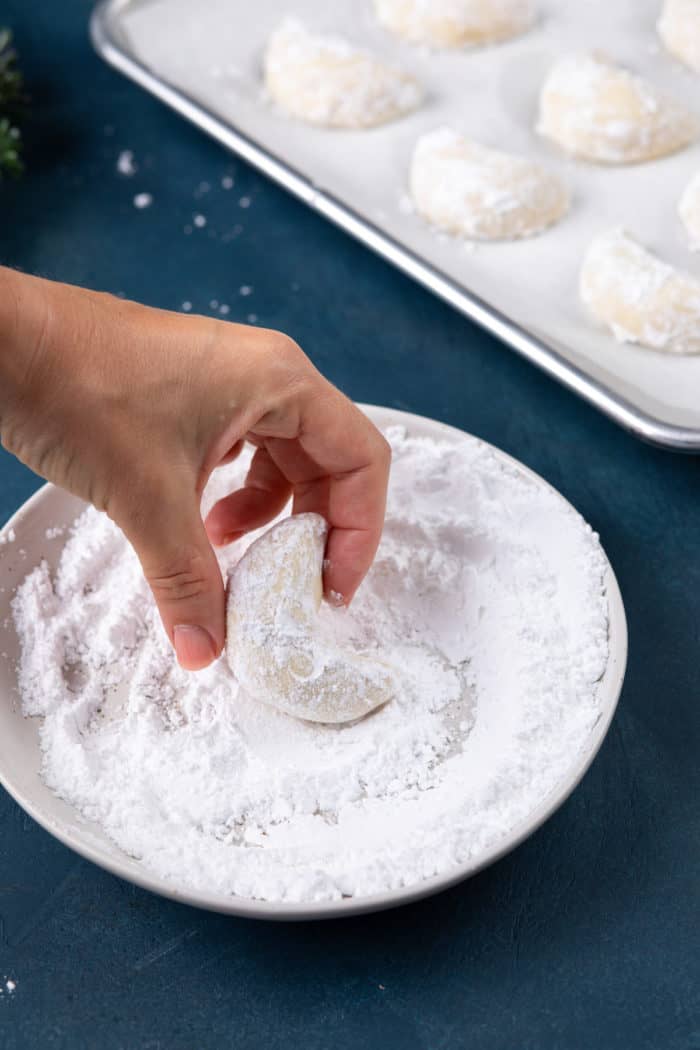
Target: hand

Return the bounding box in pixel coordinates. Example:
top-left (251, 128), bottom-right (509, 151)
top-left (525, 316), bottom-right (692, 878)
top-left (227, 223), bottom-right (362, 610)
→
top-left (0, 269), bottom-right (391, 670)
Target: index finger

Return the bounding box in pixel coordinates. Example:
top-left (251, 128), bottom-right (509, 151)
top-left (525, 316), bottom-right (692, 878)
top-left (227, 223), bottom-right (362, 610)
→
top-left (265, 386), bottom-right (391, 603)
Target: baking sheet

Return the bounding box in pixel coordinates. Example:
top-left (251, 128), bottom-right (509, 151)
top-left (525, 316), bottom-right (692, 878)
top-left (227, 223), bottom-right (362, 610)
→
top-left (92, 0), bottom-right (700, 447)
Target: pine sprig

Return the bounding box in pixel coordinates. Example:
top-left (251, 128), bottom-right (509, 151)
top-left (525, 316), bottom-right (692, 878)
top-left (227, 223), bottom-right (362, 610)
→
top-left (0, 29), bottom-right (24, 178)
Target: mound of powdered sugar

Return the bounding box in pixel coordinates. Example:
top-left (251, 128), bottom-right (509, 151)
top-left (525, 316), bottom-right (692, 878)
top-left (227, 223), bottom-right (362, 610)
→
top-left (12, 425), bottom-right (609, 903)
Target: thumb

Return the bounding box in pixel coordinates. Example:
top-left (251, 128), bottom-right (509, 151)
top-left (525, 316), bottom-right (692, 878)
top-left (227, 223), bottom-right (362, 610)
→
top-left (121, 492), bottom-right (225, 671)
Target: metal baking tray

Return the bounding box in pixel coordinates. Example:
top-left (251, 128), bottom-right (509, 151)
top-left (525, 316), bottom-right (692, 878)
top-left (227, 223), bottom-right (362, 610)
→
top-left (90, 0), bottom-right (700, 451)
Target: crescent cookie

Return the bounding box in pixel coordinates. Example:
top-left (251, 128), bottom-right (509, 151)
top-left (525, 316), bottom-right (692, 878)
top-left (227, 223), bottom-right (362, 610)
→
top-left (374, 0), bottom-right (536, 49)
top-left (226, 513), bottom-right (396, 723)
top-left (409, 127), bottom-right (569, 240)
top-left (580, 228), bottom-right (700, 354)
top-left (537, 52), bottom-right (698, 164)
top-left (658, 0), bottom-right (700, 74)
top-left (263, 17), bottom-right (423, 128)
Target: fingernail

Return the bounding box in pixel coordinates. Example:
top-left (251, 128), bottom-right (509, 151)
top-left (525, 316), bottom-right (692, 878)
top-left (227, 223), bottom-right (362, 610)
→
top-left (173, 625), bottom-right (217, 670)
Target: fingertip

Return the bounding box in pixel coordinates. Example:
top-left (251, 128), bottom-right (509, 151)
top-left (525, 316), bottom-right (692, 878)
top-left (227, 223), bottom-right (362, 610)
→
top-left (204, 500), bottom-right (246, 548)
top-left (324, 585), bottom-right (348, 609)
top-left (204, 503), bottom-right (243, 547)
top-left (204, 502), bottom-right (225, 546)
top-left (219, 439), bottom-right (244, 466)
top-left (173, 625), bottom-right (220, 670)
top-left (210, 531), bottom-right (245, 549)
top-left (205, 480), bottom-right (291, 547)
top-left (322, 527), bottom-right (378, 608)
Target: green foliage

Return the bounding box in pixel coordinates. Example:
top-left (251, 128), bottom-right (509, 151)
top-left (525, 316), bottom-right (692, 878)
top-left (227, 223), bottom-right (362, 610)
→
top-left (0, 29), bottom-right (23, 178)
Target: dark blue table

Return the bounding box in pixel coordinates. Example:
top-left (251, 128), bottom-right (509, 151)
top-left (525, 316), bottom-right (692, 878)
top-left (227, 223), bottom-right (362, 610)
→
top-left (1, 3), bottom-right (698, 1047)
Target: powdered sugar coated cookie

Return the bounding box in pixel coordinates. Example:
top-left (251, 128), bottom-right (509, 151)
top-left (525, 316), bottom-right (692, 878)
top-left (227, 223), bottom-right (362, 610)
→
top-left (263, 17), bottom-right (423, 128)
top-left (538, 52), bottom-right (698, 164)
top-left (658, 0), bottom-right (700, 74)
top-left (226, 513), bottom-right (396, 723)
top-left (580, 228), bottom-right (700, 354)
top-left (410, 127), bottom-right (569, 240)
top-left (374, 0), bottom-right (535, 49)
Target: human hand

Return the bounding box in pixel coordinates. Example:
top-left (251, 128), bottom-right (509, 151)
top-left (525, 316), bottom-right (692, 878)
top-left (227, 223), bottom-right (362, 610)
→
top-left (0, 269), bottom-right (391, 670)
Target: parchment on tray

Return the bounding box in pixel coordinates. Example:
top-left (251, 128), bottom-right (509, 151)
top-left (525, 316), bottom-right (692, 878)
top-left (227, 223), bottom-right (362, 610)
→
top-left (116, 0), bottom-right (700, 433)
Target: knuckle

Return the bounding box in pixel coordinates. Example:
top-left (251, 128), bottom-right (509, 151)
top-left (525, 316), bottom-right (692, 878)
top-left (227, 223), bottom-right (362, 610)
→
top-left (146, 548), bottom-right (211, 604)
top-left (269, 331), bottom-right (302, 361)
top-left (263, 334), bottom-right (314, 419)
top-left (270, 334), bottom-right (312, 389)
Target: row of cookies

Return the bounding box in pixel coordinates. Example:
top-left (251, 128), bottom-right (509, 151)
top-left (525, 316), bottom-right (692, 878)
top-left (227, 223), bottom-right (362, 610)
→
top-left (262, 7), bottom-right (700, 354)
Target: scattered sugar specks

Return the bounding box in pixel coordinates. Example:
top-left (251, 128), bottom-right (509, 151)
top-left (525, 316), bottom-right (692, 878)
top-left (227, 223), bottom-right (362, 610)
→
top-left (193, 213), bottom-right (207, 228)
top-left (116, 150), bottom-right (137, 176)
top-left (181, 301), bottom-right (192, 312)
top-left (133, 193), bottom-right (153, 210)
top-left (209, 299), bottom-right (219, 310)
top-left (239, 285), bottom-right (253, 297)
top-left (239, 196), bottom-right (251, 209)
top-left (219, 304), bottom-right (230, 316)
top-left (45, 527), bottom-right (65, 540)
top-left (0, 528), bottom-right (16, 545)
top-left (221, 225), bottom-right (244, 243)
top-left (0, 978), bottom-right (17, 996)
top-left (221, 175), bottom-right (234, 189)
top-left (247, 313), bottom-right (259, 324)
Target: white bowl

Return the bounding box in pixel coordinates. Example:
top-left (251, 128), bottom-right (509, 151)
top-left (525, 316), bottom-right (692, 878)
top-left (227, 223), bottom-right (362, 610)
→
top-left (0, 406), bottom-right (627, 920)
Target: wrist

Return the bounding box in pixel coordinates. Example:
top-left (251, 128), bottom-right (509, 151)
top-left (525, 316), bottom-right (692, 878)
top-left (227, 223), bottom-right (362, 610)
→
top-left (0, 267), bottom-right (53, 424)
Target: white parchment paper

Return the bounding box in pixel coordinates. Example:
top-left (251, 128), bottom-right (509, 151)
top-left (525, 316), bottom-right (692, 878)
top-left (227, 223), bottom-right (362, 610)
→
top-left (118, 0), bottom-right (700, 429)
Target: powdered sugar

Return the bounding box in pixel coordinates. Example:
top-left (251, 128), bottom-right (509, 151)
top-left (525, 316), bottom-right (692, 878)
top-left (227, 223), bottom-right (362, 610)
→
top-left (116, 149), bottom-right (137, 176)
top-left (12, 426), bottom-right (609, 903)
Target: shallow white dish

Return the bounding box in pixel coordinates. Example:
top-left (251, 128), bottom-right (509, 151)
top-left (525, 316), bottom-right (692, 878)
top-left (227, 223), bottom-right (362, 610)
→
top-left (0, 406), bottom-right (627, 920)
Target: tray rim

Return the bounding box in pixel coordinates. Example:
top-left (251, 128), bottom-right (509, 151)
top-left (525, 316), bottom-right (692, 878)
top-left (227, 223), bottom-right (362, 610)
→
top-left (90, 0), bottom-right (700, 452)
top-left (0, 403), bottom-right (628, 920)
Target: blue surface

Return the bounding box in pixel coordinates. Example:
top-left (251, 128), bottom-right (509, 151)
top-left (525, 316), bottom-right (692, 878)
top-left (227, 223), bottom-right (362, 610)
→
top-left (1, 3), bottom-right (699, 1048)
